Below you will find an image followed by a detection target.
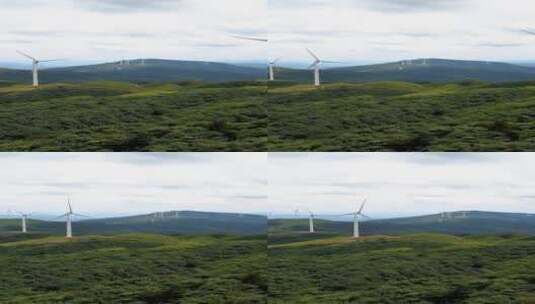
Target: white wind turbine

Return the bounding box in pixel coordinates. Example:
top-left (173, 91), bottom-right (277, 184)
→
top-left (232, 35), bottom-right (282, 81)
top-left (16, 211), bottom-right (31, 233)
top-left (55, 198), bottom-right (88, 238)
top-left (16, 50), bottom-right (60, 88)
top-left (306, 48), bottom-right (341, 87)
top-left (269, 58), bottom-right (282, 81)
top-left (308, 210), bottom-right (315, 233)
top-left (341, 198), bottom-right (370, 238)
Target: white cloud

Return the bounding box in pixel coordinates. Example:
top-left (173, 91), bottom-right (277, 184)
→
top-left (0, 153), bottom-right (267, 216)
top-left (268, 153), bottom-right (535, 217)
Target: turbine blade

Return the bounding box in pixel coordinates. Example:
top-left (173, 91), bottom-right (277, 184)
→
top-left (39, 59), bottom-right (61, 63)
top-left (73, 213), bottom-right (90, 218)
top-left (231, 35), bottom-right (268, 42)
top-left (306, 48), bottom-right (320, 61)
top-left (522, 29), bottom-right (535, 36)
top-left (16, 50), bottom-right (36, 61)
top-left (358, 199), bottom-right (367, 214)
top-left (322, 60), bottom-right (343, 64)
top-left (308, 61), bottom-right (320, 69)
top-left (53, 213), bottom-right (69, 220)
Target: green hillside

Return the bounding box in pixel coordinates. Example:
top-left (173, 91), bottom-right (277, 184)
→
top-left (0, 233), bottom-right (267, 303)
top-left (269, 212), bottom-right (535, 239)
top-left (269, 233), bottom-right (535, 303)
top-left (0, 211), bottom-right (267, 236)
top-left (276, 59), bottom-right (535, 83)
top-left (0, 81), bottom-right (267, 151)
top-left (0, 59), bottom-right (266, 84)
top-left (268, 81), bottom-right (535, 151)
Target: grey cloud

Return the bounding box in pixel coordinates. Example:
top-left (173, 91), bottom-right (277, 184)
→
top-left (230, 195), bottom-right (268, 200)
top-left (478, 42), bottom-right (525, 48)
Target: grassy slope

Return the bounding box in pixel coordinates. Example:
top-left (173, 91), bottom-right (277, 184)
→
top-left (0, 233), bottom-right (267, 304)
top-left (0, 81), bottom-right (267, 151)
top-left (268, 81), bottom-right (535, 151)
top-left (268, 233), bottom-right (535, 303)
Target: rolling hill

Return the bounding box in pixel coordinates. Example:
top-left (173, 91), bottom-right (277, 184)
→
top-left (275, 59), bottom-right (535, 83)
top-left (269, 233), bottom-right (535, 303)
top-left (269, 211), bottom-right (535, 241)
top-left (268, 80), bottom-right (535, 151)
top-left (0, 59), bottom-right (266, 84)
top-left (0, 211), bottom-right (267, 236)
top-left (0, 233), bottom-right (267, 303)
top-left (0, 81), bottom-right (267, 151)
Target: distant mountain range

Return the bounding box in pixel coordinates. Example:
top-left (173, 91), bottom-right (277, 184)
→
top-left (275, 58), bottom-right (535, 83)
top-left (270, 211), bottom-right (535, 236)
top-left (3, 58), bottom-right (535, 84)
top-left (0, 211), bottom-right (267, 236)
top-left (0, 59), bottom-right (266, 83)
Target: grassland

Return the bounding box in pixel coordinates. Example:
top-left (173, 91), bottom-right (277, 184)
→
top-left (268, 233), bottom-right (535, 303)
top-left (0, 81), bottom-right (267, 151)
top-left (0, 233), bottom-right (267, 303)
top-left (268, 81), bottom-right (535, 151)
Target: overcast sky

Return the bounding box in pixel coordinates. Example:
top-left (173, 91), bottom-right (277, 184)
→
top-left (0, 153), bottom-right (267, 217)
top-left (269, 0), bottom-right (535, 64)
top-left (268, 153), bottom-right (535, 218)
top-left (0, 0), bottom-right (268, 64)
top-left (2, 0), bottom-right (535, 66)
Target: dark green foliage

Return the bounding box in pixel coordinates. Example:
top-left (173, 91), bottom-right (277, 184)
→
top-left (268, 233), bottom-right (535, 303)
top-left (0, 81), bottom-right (267, 151)
top-left (0, 233), bottom-right (267, 304)
top-left (268, 81), bottom-right (535, 151)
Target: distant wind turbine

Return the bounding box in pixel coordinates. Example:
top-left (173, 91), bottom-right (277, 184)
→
top-left (55, 198), bottom-right (88, 238)
top-left (306, 48), bottom-right (341, 87)
top-left (308, 211), bottom-right (315, 233)
top-left (16, 50), bottom-right (60, 88)
top-left (269, 58), bottom-right (282, 81)
top-left (232, 35), bottom-right (283, 81)
top-left (16, 211), bottom-right (31, 233)
top-left (340, 198), bottom-right (370, 238)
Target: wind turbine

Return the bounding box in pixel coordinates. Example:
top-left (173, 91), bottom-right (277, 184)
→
top-left (55, 198), bottom-right (87, 238)
top-left (269, 58), bottom-right (282, 81)
top-left (306, 48), bottom-right (341, 87)
top-left (16, 50), bottom-right (59, 88)
top-left (16, 211), bottom-right (31, 233)
top-left (341, 198), bottom-right (370, 238)
top-left (232, 35), bottom-right (282, 82)
top-left (308, 211), bottom-right (315, 233)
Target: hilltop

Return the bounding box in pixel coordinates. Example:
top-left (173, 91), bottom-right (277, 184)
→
top-left (0, 233), bottom-right (267, 303)
top-left (275, 59), bottom-right (535, 83)
top-left (0, 211), bottom-right (267, 236)
top-left (0, 59), bottom-right (266, 84)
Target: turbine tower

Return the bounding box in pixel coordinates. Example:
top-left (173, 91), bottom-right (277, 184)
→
top-left (305, 49), bottom-right (340, 87)
top-left (16, 51), bottom-right (59, 88)
top-left (308, 211), bottom-right (315, 233)
top-left (341, 198), bottom-right (370, 238)
top-left (16, 211), bottom-right (31, 233)
top-left (269, 58), bottom-right (282, 81)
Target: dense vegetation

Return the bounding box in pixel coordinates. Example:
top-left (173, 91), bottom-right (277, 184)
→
top-left (0, 81), bottom-right (267, 151)
top-left (268, 81), bottom-right (535, 151)
top-left (268, 233), bottom-right (535, 303)
top-left (0, 233), bottom-right (267, 304)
